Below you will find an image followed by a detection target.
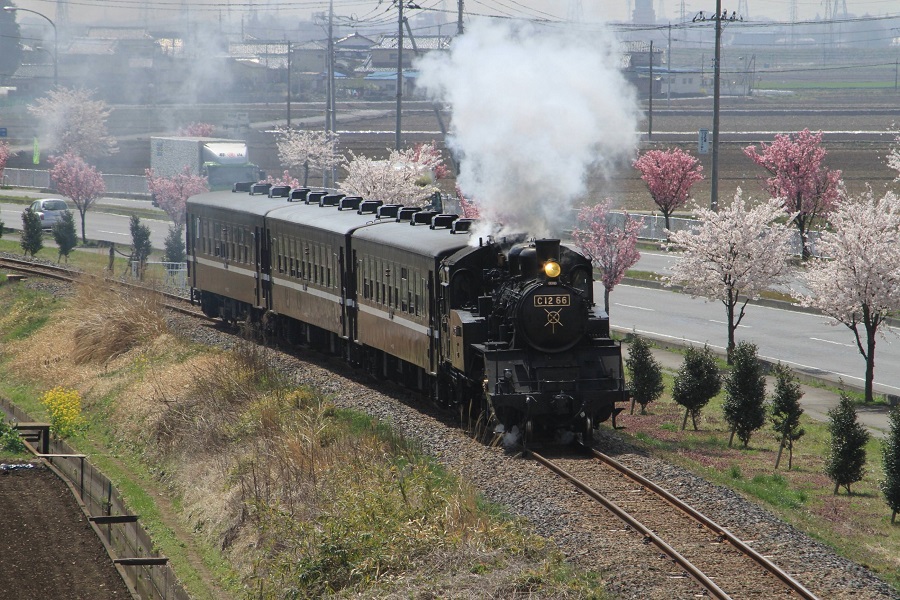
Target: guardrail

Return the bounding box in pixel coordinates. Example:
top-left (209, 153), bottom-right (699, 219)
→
top-left (0, 397), bottom-right (190, 600)
top-left (3, 168), bottom-right (150, 197)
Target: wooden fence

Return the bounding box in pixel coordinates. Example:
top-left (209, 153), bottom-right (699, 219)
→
top-left (0, 397), bottom-right (191, 600)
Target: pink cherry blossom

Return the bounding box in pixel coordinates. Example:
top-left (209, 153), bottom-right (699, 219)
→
top-left (49, 151), bottom-right (107, 243)
top-left (572, 200), bottom-right (641, 315)
top-left (146, 167), bottom-right (209, 228)
top-left (633, 147), bottom-right (704, 232)
top-left (744, 129), bottom-right (842, 260)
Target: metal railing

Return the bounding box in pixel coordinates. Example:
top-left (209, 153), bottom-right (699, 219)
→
top-left (3, 168), bottom-right (150, 196)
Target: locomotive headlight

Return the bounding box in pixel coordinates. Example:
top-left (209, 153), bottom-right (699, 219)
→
top-left (543, 260), bottom-right (561, 279)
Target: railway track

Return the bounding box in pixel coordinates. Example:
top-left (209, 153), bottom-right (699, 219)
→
top-left (0, 256), bottom-right (77, 282)
top-left (0, 256), bottom-right (210, 320)
top-left (529, 446), bottom-right (819, 600)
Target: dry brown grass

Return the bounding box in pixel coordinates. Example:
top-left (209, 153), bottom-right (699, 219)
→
top-left (69, 278), bottom-right (168, 364)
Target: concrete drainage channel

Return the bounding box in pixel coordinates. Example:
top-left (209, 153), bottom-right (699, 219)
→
top-left (0, 397), bottom-right (190, 600)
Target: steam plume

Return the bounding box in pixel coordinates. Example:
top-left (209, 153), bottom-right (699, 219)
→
top-left (416, 20), bottom-right (642, 240)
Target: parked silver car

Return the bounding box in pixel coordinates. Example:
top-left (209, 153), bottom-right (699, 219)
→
top-left (27, 198), bottom-right (71, 230)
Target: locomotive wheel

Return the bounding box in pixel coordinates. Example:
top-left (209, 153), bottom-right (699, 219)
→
top-left (581, 416), bottom-right (594, 443)
top-left (523, 419), bottom-right (534, 446)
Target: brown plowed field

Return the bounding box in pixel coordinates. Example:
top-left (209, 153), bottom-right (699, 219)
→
top-left (0, 463), bottom-right (131, 598)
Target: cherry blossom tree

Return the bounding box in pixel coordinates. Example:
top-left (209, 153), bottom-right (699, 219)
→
top-left (799, 189), bottom-right (900, 404)
top-left (633, 147), bottom-right (704, 232)
top-left (456, 187), bottom-right (480, 219)
top-left (339, 144), bottom-right (444, 206)
top-left (273, 127), bottom-right (341, 186)
top-left (178, 122), bottom-right (216, 137)
top-left (28, 88), bottom-right (117, 160)
top-left (666, 190), bottom-right (795, 364)
top-left (744, 129), bottom-right (842, 260)
top-left (888, 131), bottom-right (900, 181)
top-left (49, 152), bottom-right (106, 243)
top-left (145, 167), bottom-right (209, 228)
top-left (572, 200), bottom-right (641, 314)
top-left (0, 141), bottom-right (10, 182)
top-left (262, 170), bottom-right (301, 189)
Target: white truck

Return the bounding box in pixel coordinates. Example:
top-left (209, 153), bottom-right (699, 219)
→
top-left (150, 136), bottom-right (262, 190)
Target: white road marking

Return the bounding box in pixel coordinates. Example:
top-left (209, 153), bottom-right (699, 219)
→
top-left (709, 319), bottom-right (750, 328)
top-left (615, 303), bottom-right (655, 311)
top-left (98, 230), bottom-right (129, 237)
top-left (810, 337), bottom-right (854, 348)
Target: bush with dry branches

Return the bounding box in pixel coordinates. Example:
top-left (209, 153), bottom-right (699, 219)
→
top-left (70, 279), bottom-right (167, 364)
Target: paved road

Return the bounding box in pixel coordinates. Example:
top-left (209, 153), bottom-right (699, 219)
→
top-left (1, 195), bottom-right (172, 250)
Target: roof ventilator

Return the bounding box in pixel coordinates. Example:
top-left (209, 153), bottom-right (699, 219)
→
top-left (306, 190), bottom-right (327, 205)
top-left (339, 196), bottom-right (363, 211)
top-left (376, 204), bottom-right (402, 219)
top-left (232, 181), bottom-right (254, 193)
top-left (411, 210), bottom-right (439, 226)
top-left (451, 218), bottom-right (474, 234)
top-left (320, 193), bottom-right (343, 207)
top-left (250, 182), bottom-right (271, 195)
top-left (269, 185), bottom-right (291, 198)
top-left (430, 214), bottom-right (459, 230)
top-left (289, 187), bottom-right (311, 202)
top-left (358, 200), bottom-right (384, 214)
top-left (397, 207), bottom-right (421, 222)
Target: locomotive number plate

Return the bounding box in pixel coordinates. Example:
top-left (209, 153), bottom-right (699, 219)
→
top-left (534, 294), bottom-right (570, 307)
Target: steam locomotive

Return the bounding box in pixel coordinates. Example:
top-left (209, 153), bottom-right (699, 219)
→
top-left (186, 186), bottom-right (627, 444)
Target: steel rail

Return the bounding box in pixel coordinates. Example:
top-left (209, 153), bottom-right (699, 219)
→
top-left (587, 447), bottom-right (819, 600)
top-left (0, 256), bottom-right (77, 281)
top-left (528, 449), bottom-right (733, 600)
top-left (1, 257), bottom-right (211, 320)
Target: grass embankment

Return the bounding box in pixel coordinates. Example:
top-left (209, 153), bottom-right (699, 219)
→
top-left (617, 337), bottom-right (900, 593)
top-left (0, 266), bottom-right (604, 599)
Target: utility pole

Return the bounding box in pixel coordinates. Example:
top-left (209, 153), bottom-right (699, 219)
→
top-left (711, 0), bottom-right (722, 211)
top-left (327, 0), bottom-right (335, 134)
top-left (648, 40), bottom-right (653, 140)
top-left (694, 3), bottom-right (741, 211)
top-left (457, 0), bottom-right (463, 35)
top-left (287, 41), bottom-right (291, 127)
top-left (667, 23), bottom-right (672, 108)
top-left (394, 2), bottom-right (420, 151)
top-left (395, 1), bottom-right (404, 151)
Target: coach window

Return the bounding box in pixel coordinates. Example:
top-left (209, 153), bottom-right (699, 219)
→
top-left (415, 274), bottom-right (422, 316)
top-left (230, 227), bottom-right (236, 261)
top-left (400, 267), bottom-right (409, 312)
top-left (376, 259), bottom-right (382, 304)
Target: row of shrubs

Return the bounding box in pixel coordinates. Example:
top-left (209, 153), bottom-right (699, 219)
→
top-left (625, 335), bottom-right (900, 522)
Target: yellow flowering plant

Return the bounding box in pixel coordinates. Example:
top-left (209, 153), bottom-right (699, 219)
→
top-left (40, 387), bottom-right (87, 438)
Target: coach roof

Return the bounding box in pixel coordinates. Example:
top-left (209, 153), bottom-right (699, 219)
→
top-left (352, 217), bottom-right (472, 258)
top-left (187, 190), bottom-right (293, 217)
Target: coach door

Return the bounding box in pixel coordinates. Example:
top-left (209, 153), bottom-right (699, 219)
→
top-left (347, 249), bottom-right (358, 342)
top-left (256, 225), bottom-right (272, 310)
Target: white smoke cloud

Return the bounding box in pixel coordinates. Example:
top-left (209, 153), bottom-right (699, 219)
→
top-left (415, 20), bottom-right (642, 240)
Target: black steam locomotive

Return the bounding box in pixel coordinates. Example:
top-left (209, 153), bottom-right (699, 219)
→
top-left (186, 186), bottom-right (627, 444)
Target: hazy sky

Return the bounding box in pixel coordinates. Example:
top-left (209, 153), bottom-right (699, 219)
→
top-left (9, 0), bottom-right (900, 28)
